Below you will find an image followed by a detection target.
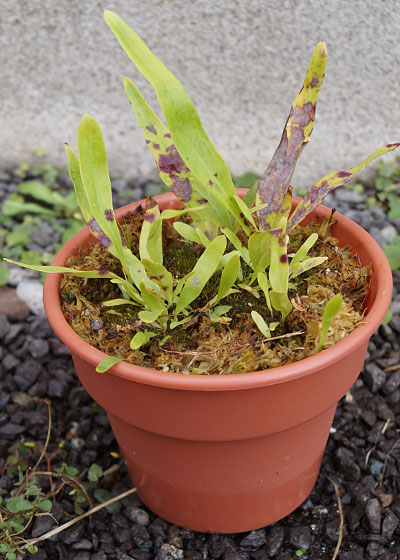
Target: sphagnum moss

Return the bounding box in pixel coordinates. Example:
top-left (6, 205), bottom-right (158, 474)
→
top-left (59, 207), bottom-right (369, 375)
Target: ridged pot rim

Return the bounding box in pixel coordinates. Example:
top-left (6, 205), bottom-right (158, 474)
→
top-left (43, 190), bottom-right (393, 391)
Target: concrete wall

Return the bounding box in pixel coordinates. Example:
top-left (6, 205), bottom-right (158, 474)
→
top-left (1, 0), bottom-right (399, 188)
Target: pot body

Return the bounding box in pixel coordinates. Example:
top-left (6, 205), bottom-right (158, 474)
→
top-left (44, 192), bottom-right (392, 533)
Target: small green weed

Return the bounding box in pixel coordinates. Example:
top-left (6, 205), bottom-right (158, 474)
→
top-left (0, 401), bottom-right (122, 556)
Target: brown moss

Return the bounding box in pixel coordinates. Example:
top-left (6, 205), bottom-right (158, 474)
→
top-left (60, 209), bottom-right (371, 375)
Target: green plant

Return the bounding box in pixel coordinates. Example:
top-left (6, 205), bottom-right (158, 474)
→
top-left (318, 293), bottom-right (343, 351)
top-left (383, 235), bottom-right (400, 271)
top-left (4, 12), bottom-right (399, 371)
top-left (0, 401), bottom-right (123, 556)
top-left (0, 158), bottom-right (83, 285)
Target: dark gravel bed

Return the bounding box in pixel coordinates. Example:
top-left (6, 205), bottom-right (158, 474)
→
top-left (0, 172), bottom-right (400, 559)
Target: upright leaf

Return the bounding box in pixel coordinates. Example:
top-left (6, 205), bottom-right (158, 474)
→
top-left (124, 78), bottom-right (195, 204)
top-left (214, 253), bottom-right (241, 303)
top-left (105, 11), bottom-right (254, 232)
top-left (77, 114), bottom-right (126, 268)
top-left (175, 235), bottom-right (227, 315)
top-left (290, 233), bottom-right (318, 267)
top-left (65, 144), bottom-right (92, 223)
top-left (139, 199), bottom-right (162, 263)
top-left (257, 42), bottom-right (327, 229)
top-left (318, 293), bottom-right (343, 351)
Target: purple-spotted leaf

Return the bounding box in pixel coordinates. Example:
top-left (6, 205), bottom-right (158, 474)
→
top-left (107, 12), bottom-right (254, 234)
top-left (124, 78), bottom-right (195, 204)
top-left (139, 282), bottom-right (166, 318)
top-left (288, 143), bottom-right (400, 231)
top-left (257, 42), bottom-right (327, 229)
top-left (139, 198), bottom-right (162, 263)
top-left (141, 259), bottom-right (173, 305)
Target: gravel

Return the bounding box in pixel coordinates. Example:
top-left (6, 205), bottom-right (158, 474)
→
top-left (0, 172), bottom-right (399, 558)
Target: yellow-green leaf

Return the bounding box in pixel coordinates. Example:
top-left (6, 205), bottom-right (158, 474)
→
top-left (288, 143), bottom-right (400, 231)
top-left (96, 355), bottom-right (125, 373)
top-left (257, 42), bottom-right (326, 229)
top-left (130, 331), bottom-right (157, 349)
top-left (318, 293), bottom-right (343, 351)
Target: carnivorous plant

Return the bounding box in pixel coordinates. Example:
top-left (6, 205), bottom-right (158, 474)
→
top-left (5, 11), bottom-right (399, 371)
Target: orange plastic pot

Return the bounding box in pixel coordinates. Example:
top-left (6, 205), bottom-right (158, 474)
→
top-left (43, 190), bottom-right (392, 533)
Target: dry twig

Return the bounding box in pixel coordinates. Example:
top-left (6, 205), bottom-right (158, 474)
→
top-left (384, 363), bottom-right (400, 373)
top-left (22, 487), bottom-right (137, 550)
top-left (376, 438), bottom-right (400, 488)
top-left (326, 475), bottom-right (344, 560)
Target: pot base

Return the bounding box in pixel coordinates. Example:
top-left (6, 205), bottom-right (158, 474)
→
top-left (108, 404), bottom-right (336, 533)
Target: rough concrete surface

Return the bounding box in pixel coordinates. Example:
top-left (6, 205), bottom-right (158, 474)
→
top-left (1, 0), bottom-right (399, 187)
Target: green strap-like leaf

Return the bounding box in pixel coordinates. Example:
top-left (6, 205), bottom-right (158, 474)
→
top-left (142, 258), bottom-right (173, 305)
top-left (139, 282), bottom-right (166, 320)
top-left (130, 331), bottom-right (157, 349)
top-left (289, 256), bottom-right (328, 279)
top-left (251, 311), bottom-right (279, 339)
top-left (288, 143), bottom-right (400, 231)
top-left (102, 298), bottom-right (138, 307)
top-left (269, 290), bottom-right (292, 320)
top-left (77, 114), bottom-right (126, 267)
top-left (248, 231), bottom-right (272, 272)
top-left (105, 12), bottom-right (231, 190)
top-left (175, 235), bottom-right (227, 315)
top-left (105, 11), bottom-right (254, 233)
top-left (318, 293), bottom-right (343, 351)
top-left (221, 227), bottom-right (251, 266)
top-left (215, 253), bottom-right (240, 303)
top-left (139, 199), bottom-right (162, 263)
top-left (257, 42), bottom-right (327, 229)
top-left (3, 259), bottom-right (118, 279)
top-left (124, 78), bottom-right (195, 204)
top-left (96, 356), bottom-right (125, 373)
top-left (173, 222), bottom-right (203, 245)
top-left (290, 233), bottom-right (318, 267)
top-left (65, 144), bottom-right (92, 223)
top-left (257, 272), bottom-right (273, 315)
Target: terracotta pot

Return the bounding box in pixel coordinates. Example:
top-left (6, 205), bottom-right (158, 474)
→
top-left (43, 190), bottom-right (392, 533)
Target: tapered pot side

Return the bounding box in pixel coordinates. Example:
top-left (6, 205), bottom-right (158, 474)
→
top-left (43, 191), bottom-right (392, 533)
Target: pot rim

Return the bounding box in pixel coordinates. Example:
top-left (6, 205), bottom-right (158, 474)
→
top-left (43, 190), bottom-right (393, 391)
